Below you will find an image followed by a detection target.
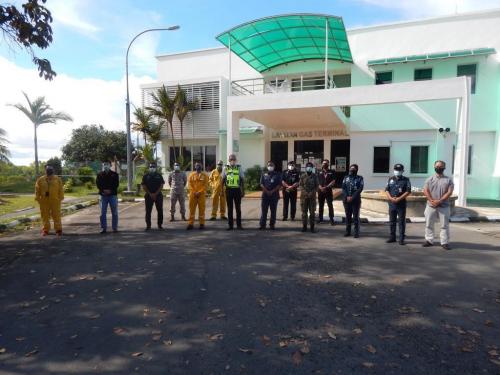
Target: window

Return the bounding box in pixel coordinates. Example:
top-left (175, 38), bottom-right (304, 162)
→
top-left (451, 145), bottom-right (472, 175)
top-left (375, 71), bottom-right (392, 85)
top-left (457, 64), bottom-right (477, 94)
top-left (169, 147), bottom-right (191, 170)
top-left (414, 68), bottom-right (432, 81)
top-left (205, 146), bottom-right (216, 171)
top-left (170, 145), bottom-right (217, 171)
top-left (410, 146), bottom-right (429, 174)
top-left (373, 146), bottom-right (390, 173)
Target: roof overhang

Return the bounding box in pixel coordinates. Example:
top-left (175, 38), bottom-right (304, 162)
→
top-left (216, 13), bottom-right (353, 72)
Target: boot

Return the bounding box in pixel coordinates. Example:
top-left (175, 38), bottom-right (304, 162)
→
top-left (181, 214), bottom-right (187, 221)
top-left (170, 214), bottom-right (175, 222)
top-left (301, 224), bottom-right (307, 232)
top-left (310, 222), bottom-right (315, 233)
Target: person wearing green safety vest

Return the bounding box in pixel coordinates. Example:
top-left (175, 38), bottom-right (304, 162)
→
top-left (222, 153), bottom-right (245, 230)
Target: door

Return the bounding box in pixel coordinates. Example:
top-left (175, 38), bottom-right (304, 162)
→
top-left (294, 140), bottom-right (324, 171)
top-left (331, 140), bottom-right (350, 187)
top-left (270, 141), bottom-right (288, 172)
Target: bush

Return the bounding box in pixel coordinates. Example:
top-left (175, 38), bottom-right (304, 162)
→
top-left (77, 166), bottom-right (94, 184)
top-left (63, 178), bottom-right (74, 193)
top-left (0, 175), bottom-right (34, 193)
top-left (244, 165), bottom-right (263, 191)
top-left (85, 181), bottom-right (94, 190)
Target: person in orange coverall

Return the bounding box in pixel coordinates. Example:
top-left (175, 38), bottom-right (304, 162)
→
top-left (35, 164), bottom-right (64, 236)
top-left (186, 162), bottom-right (208, 230)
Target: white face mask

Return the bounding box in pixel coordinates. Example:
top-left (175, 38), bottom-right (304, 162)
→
top-left (394, 170), bottom-right (402, 177)
top-left (229, 160), bottom-right (236, 166)
top-left (267, 166), bottom-right (274, 172)
top-left (149, 167), bottom-right (156, 173)
top-left (103, 164), bottom-right (110, 171)
top-left (174, 165), bottom-right (180, 171)
top-left (288, 165), bottom-right (294, 170)
top-left (306, 167), bottom-right (313, 173)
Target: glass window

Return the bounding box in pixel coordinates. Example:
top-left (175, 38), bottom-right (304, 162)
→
top-left (373, 146), bottom-right (390, 173)
top-left (375, 71), bottom-right (392, 85)
top-left (457, 64), bottom-right (477, 94)
top-left (414, 68), bottom-right (432, 81)
top-left (410, 146), bottom-right (429, 174)
top-left (205, 146), bottom-right (216, 171)
top-left (169, 147), bottom-right (190, 169)
top-left (192, 146), bottom-right (203, 170)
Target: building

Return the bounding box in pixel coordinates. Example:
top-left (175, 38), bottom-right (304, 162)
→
top-left (141, 10), bottom-right (500, 203)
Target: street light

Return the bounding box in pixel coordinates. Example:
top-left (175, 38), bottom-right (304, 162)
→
top-left (124, 25), bottom-right (180, 194)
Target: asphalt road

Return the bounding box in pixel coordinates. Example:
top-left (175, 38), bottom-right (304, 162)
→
top-left (0, 199), bottom-right (499, 374)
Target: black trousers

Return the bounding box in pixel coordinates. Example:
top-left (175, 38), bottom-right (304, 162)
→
top-left (145, 193), bottom-right (163, 227)
top-left (318, 191), bottom-right (334, 221)
top-left (282, 190), bottom-right (297, 219)
top-left (226, 188), bottom-right (242, 228)
top-left (260, 195), bottom-right (279, 227)
top-left (389, 203), bottom-right (407, 241)
top-left (343, 199), bottom-right (361, 234)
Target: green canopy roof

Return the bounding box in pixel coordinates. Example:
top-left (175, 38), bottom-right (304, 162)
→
top-left (216, 14), bottom-right (353, 72)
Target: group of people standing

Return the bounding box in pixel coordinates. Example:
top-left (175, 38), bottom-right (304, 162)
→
top-left (35, 155), bottom-right (455, 249)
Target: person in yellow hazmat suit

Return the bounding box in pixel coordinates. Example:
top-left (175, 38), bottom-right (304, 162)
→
top-left (208, 160), bottom-right (227, 221)
top-left (35, 164), bottom-right (64, 236)
top-left (186, 162), bottom-right (208, 230)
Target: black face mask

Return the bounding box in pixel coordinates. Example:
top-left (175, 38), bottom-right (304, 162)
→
top-left (349, 169), bottom-right (357, 176)
top-left (435, 167), bottom-right (445, 174)
top-left (46, 169), bottom-right (54, 176)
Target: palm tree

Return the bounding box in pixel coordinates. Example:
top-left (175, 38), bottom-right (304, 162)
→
top-left (147, 122), bottom-right (163, 161)
top-left (10, 92), bottom-right (72, 176)
top-left (146, 85), bottom-right (177, 162)
top-left (132, 107), bottom-right (154, 145)
top-left (0, 128), bottom-right (10, 163)
top-left (174, 85), bottom-right (197, 162)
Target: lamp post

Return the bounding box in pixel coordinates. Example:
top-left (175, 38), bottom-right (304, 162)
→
top-left (125, 25), bottom-right (180, 193)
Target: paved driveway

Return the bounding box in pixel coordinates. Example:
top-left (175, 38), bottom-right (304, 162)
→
top-left (0, 199), bottom-right (499, 374)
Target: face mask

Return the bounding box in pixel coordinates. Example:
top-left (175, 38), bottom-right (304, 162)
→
top-left (322, 164), bottom-right (328, 170)
top-left (149, 167), bottom-right (156, 173)
top-left (306, 167), bottom-right (313, 173)
top-left (229, 160), bottom-right (236, 166)
top-left (103, 164), bottom-right (110, 172)
top-left (393, 170), bottom-right (402, 177)
top-left (217, 165), bottom-right (223, 171)
top-left (349, 169), bottom-right (357, 176)
top-left (195, 166), bottom-right (202, 172)
top-left (435, 167), bottom-right (445, 174)
top-left (46, 168), bottom-right (54, 176)
top-left (174, 165), bottom-right (180, 171)
top-left (267, 166), bottom-right (274, 172)
top-left (288, 165), bottom-right (294, 171)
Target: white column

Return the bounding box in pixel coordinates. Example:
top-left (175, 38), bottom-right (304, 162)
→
top-left (227, 111), bottom-right (240, 158)
top-left (453, 76), bottom-right (471, 207)
top-left (324, 139), bottom-right (331, 163)
top-left (287, 139), bottom-right (294, 162)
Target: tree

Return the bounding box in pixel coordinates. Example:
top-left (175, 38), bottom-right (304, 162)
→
top-left (0, 0), bottom-right (56, 80)
top-left (132, 107), bottom-right (153, 145)
top-left (0, 127), bottom-right (10, 163)
top-left (45, 156), bottom-right (62, 175)
top-left (148, 123), bottom-right (163, 160)
top-left (61, 124), bottom-right (127, 163)
top-left (146, 85), bottom-right (177, 161)
top-left (174, 85), bottom-right (197, 162)
top-left (10, 92), bottom-right (72, 176)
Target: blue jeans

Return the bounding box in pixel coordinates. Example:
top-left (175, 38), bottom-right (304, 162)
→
top-left (100, 195), bottom-right (118, 231)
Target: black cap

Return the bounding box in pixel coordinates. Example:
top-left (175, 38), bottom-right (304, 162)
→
top-left (149, 162), bottom-right (157, 168)
top-left (394, 163), bottom-right (404, 171)
top-left (306, 162), bottom-right (314, 167)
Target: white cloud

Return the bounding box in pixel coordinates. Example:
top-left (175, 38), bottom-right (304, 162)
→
top-left (50, 0), bottom-right (100, 35)
top-left (0, 56), bottom-right (154, 165)
top-left (356, 0), bottom-right (500, 18)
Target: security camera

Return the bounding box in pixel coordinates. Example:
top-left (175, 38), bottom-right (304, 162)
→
top-left (439, 128), bottom-right (444, 133)
top-left (445, 127), bottom-right (450, 133)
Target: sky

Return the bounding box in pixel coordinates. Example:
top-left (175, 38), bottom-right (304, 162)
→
top-left (2, 0), bottom-right (500, 165)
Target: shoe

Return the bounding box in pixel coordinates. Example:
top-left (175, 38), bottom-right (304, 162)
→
top-left (181, 215), bottom-right (187, 221)
top-left (282, 217), bottom-right (288, 221)
top-left (145, 227), bottom-right (151, 231)
top-left (100, 229), bottom-right (107, 234)
top-left (317, 219), bottom-right (323, 224)
top-left (399, 240), bottom-right (406, 245)
top-left (209, 217), bottom-right (216, 221)
top-left (386, 238), bottom-right (396, 243)
top-left (41, 230), bottom-right (49, 237)
top-left (291, 217), bottom-right (295, 221)
top-left (259, 226), bottom-right (265, 230)
top-left (199, 224), bottom-right (205, 230)
top-left (301, 226), bottom-right (307, 232)
top-left (270, 225), bottom-right (275, 230)
top-left (170, 216), bottom-right (175, 222)
top-left (422, 241), bottom-right (433, 247)
top-left (226, 227), bottom-right (233, 231)
top-left (221, 216), bottom-right (228, 220)
top-left (236, 226), bottom-right (243, 230)
top-left (344, 232), bottom-right (351, 237)
top-left (158, 225), bottom-right (163, 230)
top-left (112, 229), bottom-right (118, 233)
top-left (330, 219), bottom-right (334, 226)
top-left (186, 224), bottom-right (194, 230)
top-left (353, 233), bottom-right (359, 238)
top-left (310, 226), bottom-right (316, 233)
top-left (56, 231), bottom-right (62, 237)
top-left (441, 244), bottom-right (451, 250)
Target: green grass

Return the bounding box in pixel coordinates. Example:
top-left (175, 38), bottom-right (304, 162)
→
top-left (0, 195), bottom-right (36, 216)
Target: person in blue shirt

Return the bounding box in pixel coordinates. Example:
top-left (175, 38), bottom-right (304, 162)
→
top-left (385, 163), bottom-right (411, 245)
top-left (342, 164), bottom-right (364, 238)
top-left (259, 161), bottom-right (282, 230)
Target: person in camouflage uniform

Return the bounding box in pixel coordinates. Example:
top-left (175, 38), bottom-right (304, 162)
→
top-left (168, 162), bottom-right (187, 221)
top-left (299, 162), bottom-right (319, 233)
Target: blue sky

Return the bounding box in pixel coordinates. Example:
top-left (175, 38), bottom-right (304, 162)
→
top-left (2, 0), bottom-right (500, 165)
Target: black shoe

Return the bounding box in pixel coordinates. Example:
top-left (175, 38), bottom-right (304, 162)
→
top-left (158, 225), bottom-right (163, 230)
top-left (112, 229), bottom-right (118, 233)
top-left (353, 233), bottom-right (359, 238)
top-left (317, 219), bottom-right (323, 224)
top-left (310, 226), bottom-right (316, 233)
top-left (221, 216), bottom-right (228, 220)
top-left (100, 229), bottom-right (106, 234)
top-left (259, 226), bottom-right (265, 230)
top-left (291, 217), bottom-right (295, 221)
top-left (181, 215), bottom-right (187, 221)
top-left (227, 227), bottom-right (233, 231)
top-left (399, 240), bottom-right (406, 245)
top-left (199, 224), bottom-right (205, 230)
top-left (344, 232), bottom-right (351, 237)
top-left (209, 217), bottom-right (216, 221)
top-left (422, 241), bottom-right (433, 247)
top-left (386, 238), bottom-right (396, 243)
top-left (330, 219), bottom-right (334, 226)
top-left (301, 226), bottom-right (307, 232)
top-left (441, 244), bottom-right (451, 250)
top-left (186, 224), bottom-right (194, 230)
top-left (237, 226), bottom-right (243, 230)
top-left (270, 225), bottom-right (275, 230)
top-left (170, 216), bottom-right (175, 222)
top-left (145, 227), bottom-right (151, 231)
top-left (282, 217), bottom-right (288, 221)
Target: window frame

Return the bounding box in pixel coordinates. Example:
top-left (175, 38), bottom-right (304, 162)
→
top-left (372, 146), bottom-right (391, 174)
top-left (410, 145), bottom-right (429, 174)
top-left (457, 63), bottom-right (477, 94)
top-left (375, 70), bottom-right (393, 85)
top-left (414, 67), bottom-right (433, 81)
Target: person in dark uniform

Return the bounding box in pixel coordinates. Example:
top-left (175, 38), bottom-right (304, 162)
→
top-left (96, 161), bottom-right (120, 234)
top-left (141, 162), bottom-right (165, 230)
top-left (317, 159), bottom-right (336, 225)
top-left (259, 161), bottom-right (282, 230)
top-left (281, 160), bottom-right (300, 221)
top-left (223, 153), bottom-right (245, 230)
top-left (342, 164), bottom-right (364, 238)
top-left (385, 163), bottom-right (411, 245)
top-left (299, 162), bottom-right (319, 233)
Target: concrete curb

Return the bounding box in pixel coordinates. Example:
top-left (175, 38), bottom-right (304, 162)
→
top-left (317, 215), bottom-right (499, 224)
top-left (0, 200), bottom-right (98, 232)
